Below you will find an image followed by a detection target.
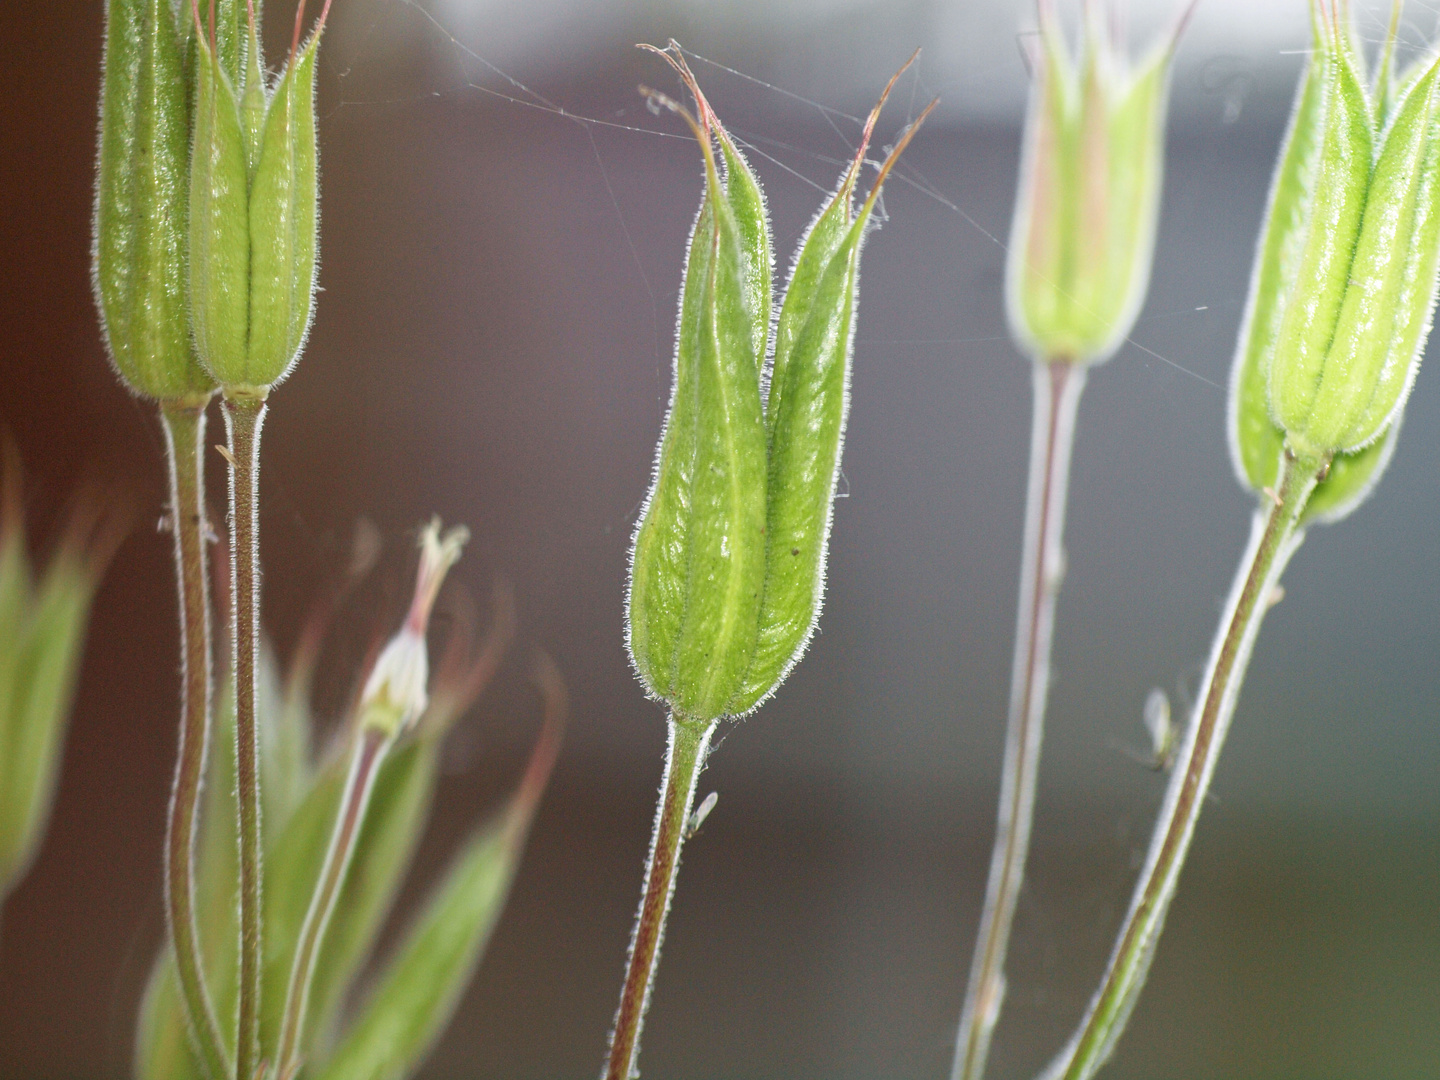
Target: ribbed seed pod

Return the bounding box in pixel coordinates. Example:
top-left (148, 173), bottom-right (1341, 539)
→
top-left (94, 0), bottom-right (215, 403)
top-left (627, 94), bottom-right (769, 724)
top-left (1231, 3), bottom-right (1440, 519)
top-left (189, 5), bottom-right (326, 396)
top-left (627, 52), bottom-right (934, 723)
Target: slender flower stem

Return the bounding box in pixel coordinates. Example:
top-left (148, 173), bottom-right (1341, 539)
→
top-left (1041, 449), bottom-right (1325, 1080)
top-left (223, 393), bottom-right (267, 1080)
top-left (953, 358), bottom-right (1085, 1080)
top-left (275, 727), bottom-right (389, 1076)
top-left (604, 714), bottom-right (716, 1080)
top-left (159, 400), bottom-right (232, 1080)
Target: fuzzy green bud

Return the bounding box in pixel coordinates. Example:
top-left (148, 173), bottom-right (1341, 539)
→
top-left (1006, 2), bottom-right (1181, 366)
top-left (190, 4), bottom-right (326, 397)
top-left (94, 0), bottom-right (215, 403)
top-left (626, 52), bottom-right (933, 723)
top-left (1231, 4), bottom-right (1440, 518)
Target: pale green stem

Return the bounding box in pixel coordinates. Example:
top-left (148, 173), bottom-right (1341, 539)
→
top-left (953, 358), bottom-right (1085, 1080)
top-left (275, 726), bottom-right (389, 1076)
top-left (222, 394), bottom-right (267, 1080)
top-left (160, 400), bottom-right (233, 1080)
top-left (603, 714), bottom-right (716, 1080)
top-left (1039, 449), bottom-right (1324, 1080)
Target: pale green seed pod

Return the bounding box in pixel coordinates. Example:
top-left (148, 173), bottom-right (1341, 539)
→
top-left (190, 8), bottom-right (325, 396)
top-left (1006, 2), bottom-right (1179, 366)
top-left (626, 95), bottom-right (770, 724)
top-left (1231, 4), bottom-right (1440, 515)
top-left (627, 55), bottom-right (932, 723)
top-left (94, 0), bottom-right (215, 403)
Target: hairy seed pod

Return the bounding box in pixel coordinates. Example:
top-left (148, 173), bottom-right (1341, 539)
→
top-left (190, 7), bottom-right (325, 397)
top-left (246, 34), bottom-right (322, 389)
top-left (627, 99), bottom-right (769, 724)
top-left (627, 54), bottom-right (933, 723)
top-left (1232, 5), bottom-right (1440, 517)
top-left (1006, 3), bottom-right (1178, 366)
top-left (189, 27), bottom-right (252, 391)
top-left (94, 0), bottom-right (215, 403)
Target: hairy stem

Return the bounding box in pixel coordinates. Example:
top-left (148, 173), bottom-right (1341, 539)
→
top-left (222, 394), bottom-right (267, 1080)
top-left (275, 727), bottom-right (389, 1076)
top-left (953, 358), bottom-right (1085, 1080)
top-left (603, 714), bottom-right (716, 1080)
top-left (1040, 449), bottom-right (1324, 1080)
top-left (160, 400), bottom-right (232, 1080)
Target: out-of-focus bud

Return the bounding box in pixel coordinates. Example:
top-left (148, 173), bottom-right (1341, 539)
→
top-left (358, 520), bottom-right (468, 741)
top-left (190, 1), bottom-right (327, 398)
top-left (626, 49), bottom-right (933, 723)
top-left (1006, 1), bottom-right (1184, 365)
top-left (94, 0), bottom-right (216, 403)
top-left (0, 451), bottom-right (127, 901)
top-left (1231, 3), bottom-right (1440, 518)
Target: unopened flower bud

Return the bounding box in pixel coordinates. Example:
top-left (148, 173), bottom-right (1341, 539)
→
top-left (1006, 2), bottom-right (1183, 366)
top-left (359, 519), bottom-right (468, 740)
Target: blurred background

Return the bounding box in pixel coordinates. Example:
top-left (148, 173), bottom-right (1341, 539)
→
top-left (2, 0), bottom-right (1437, 1077)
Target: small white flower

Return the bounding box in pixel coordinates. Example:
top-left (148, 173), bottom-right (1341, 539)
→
top-left (359, 518), bottom-right (468, 739)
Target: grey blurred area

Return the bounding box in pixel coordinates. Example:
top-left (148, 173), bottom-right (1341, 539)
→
top-left (1, 1), bottom-right (1436, 1079)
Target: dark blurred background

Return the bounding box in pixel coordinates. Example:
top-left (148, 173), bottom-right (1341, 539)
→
top-left (1, 1), bottom-right (1437, 1077)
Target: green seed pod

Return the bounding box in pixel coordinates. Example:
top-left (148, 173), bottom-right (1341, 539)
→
top-left (246, 33), bottom-right (322, 390)
top-left (1232, 4), bottom-right (1440, 515)
top-left (1006, 2), bottom-right (1179, 366)
top-left (94, 0), bottom-right (215, 403)
top-left (190, 6), bottom-right (326, 397)
top-left (627, 53), bottom-right (933, 722)
top-left (731, 91), bottom-right (936, 715)
top-left (627, 91), bottom-right (769, 724)
top-left (189, 26), bottom-right (252, 391)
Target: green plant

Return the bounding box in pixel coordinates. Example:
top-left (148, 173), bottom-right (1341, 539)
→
top-left (952, 6), bottom-right (1183, 1078)
top-left (1039, 4), bottom-right (1440, 1076)
top-left (610, 45), bottom-right (935, 1080)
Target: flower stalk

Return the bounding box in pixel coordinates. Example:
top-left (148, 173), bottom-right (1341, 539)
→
top-left (604, 714), bottom-right (716, 1080)
top-left (274, 726), bottom-right (388, 1076)
top-left (953, 358), bottom-right (1084, 1080)
top-left (159, 401), bottom-right (231, 1080)
top-left (1040, 449), bottom-right (1323, 1080)
top-left (222, 392), bottom-right (267, 1080)
top-left (274, 519), bottom-right (468, 1080)
top-left (954, 5), bottom-right (1182, 1075)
